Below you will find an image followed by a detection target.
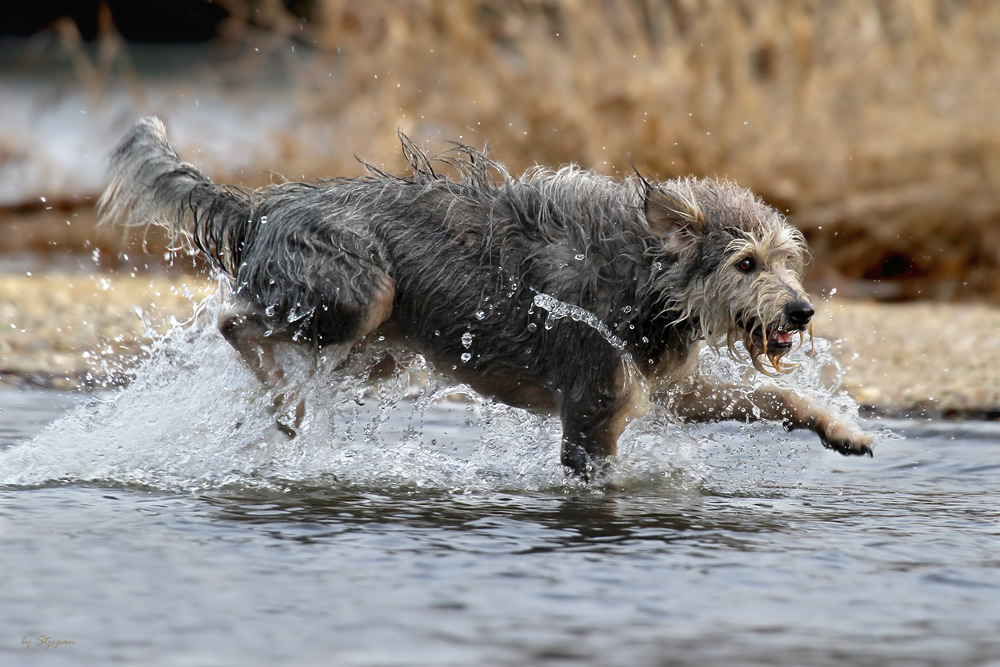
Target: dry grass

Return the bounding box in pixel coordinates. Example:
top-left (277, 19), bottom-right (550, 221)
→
top-left (30, 1), bottom-right (988, 298)
top-left (239, 0), bottom-right (998, 300)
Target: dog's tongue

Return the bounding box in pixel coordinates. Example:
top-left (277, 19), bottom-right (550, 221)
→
top-left (772, 330), bottom-right (793, 345)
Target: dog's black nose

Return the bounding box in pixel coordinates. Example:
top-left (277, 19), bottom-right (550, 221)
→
top-left (786, 300), bottom-right (814, 327)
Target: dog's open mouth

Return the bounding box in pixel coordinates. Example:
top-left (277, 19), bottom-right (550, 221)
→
top-left (762, 328), bottom-right (795, 352)
top-left (738, 318), bottom-right (808, 374)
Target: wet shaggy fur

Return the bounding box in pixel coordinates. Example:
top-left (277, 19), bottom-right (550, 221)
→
top-left (99, 117), bottom-right (873, 479)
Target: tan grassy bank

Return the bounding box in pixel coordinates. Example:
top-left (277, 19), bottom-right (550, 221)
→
top-left (1, 273), bottom-right (997, 418)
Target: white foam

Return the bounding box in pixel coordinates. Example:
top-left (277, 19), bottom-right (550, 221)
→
top-left (0, 294), bottom-right (870, 494)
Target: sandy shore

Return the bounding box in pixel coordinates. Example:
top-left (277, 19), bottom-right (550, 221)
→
top-left (0, 273), bottom-right (215, 389)
top-left (2, 272), bottom-right (998, 417)
top-left (819, 299), bottom-right (1000, 416)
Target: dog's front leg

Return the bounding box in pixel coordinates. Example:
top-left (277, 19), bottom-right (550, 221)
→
top-left (558, 369), bottom-right (641, 480)
top-left (560, 412), bottom-right (620, 482)
top-left (670, 376), bottom-right (873, 456)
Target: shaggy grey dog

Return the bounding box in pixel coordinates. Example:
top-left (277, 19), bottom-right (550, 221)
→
top-left (100, 117), bottom-right (872, 479)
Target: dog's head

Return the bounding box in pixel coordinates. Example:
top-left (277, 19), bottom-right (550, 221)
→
top-left (644, 178), bottom-right (813, 374)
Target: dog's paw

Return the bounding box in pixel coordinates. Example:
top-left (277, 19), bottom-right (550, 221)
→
top-left (561, 444), bottom-right (613, 483)
top-left (273, 396), bottom-right (306, 439)
top-left (818, 420), bottom-right (874, 457)
top-left (275, 419), bottom-right (298, 439)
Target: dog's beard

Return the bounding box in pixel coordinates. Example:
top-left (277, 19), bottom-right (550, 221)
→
top-left (706, 307), bottom-right (810, 377)
top-left (734, 321), bottom-right (811, 376)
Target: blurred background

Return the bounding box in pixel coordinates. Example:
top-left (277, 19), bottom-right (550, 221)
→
top-left (2, 0), bottom-right (999, 300)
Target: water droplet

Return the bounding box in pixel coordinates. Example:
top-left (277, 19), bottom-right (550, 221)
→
top-left (461, 332), bottom-right (473, 348)
top-left (475, 310), bottom-right (486, 320)
top-left (434, 329), bottom-right (441, 336)
top-left (622, 305), bottom-right (632, 313)
top-left (461, 352), bottom-right (472, 363)
top-left (265, 304), bottom-right (277, 317)
top-left (574, 253), bottom-right (585, 261)
top-left (527, 322), bottom-right (538, 333)
top-left (260, 215), bottom-right (269, 224)
top-left (287, 303), bottom-right (312, 323)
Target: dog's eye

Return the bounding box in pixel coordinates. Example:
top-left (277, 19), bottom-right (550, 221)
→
top-left (737, 257), bottom-right (755, 272)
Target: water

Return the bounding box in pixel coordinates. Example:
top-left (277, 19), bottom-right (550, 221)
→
top-left (531, 291), bottom-right (627, 352)
top-left (2, 310), bottom-right (1000, 665)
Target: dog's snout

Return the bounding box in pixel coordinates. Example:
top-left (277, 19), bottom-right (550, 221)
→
top-left (786, 300), bottom-right (814, 327)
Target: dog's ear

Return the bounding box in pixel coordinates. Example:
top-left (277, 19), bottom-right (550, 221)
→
top-left (643, 182), bottom-right (708, 250)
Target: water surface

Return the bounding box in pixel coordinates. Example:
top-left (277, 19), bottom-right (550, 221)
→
top-left (2, 319), bottom-right (999, 666)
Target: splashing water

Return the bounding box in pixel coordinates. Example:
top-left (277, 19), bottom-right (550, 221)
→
top-left (0, 290), bottom-right (874, 495)
top-left (531, 291), bottom-right (627, 354)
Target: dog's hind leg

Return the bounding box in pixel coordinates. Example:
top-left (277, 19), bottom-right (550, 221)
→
top-left (218, 306), bottom-right (308, 435)
top-left (218, 307), bottom-right (285, 388)
top-left (219, 260), bottom-right (396, 436)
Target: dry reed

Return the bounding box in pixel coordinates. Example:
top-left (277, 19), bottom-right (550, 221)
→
top-left (169, 2), bottom-right (1000, 298)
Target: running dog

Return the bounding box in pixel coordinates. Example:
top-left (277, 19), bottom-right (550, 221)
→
top-left (99, 117), bottom-right (873, 479)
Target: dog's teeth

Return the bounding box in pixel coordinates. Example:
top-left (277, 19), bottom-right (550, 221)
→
top-left (772, 330), bottom-right (793, 345)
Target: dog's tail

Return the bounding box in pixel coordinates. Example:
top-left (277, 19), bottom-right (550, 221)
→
top-left (98, 116), bottom-right (251, 275)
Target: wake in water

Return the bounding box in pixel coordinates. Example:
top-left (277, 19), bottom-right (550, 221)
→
top-left (0, 289), bottom-right (872, 494)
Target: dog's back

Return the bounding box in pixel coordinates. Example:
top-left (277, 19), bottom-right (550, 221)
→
top-left (100, 118), bottom-right (661, 359)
